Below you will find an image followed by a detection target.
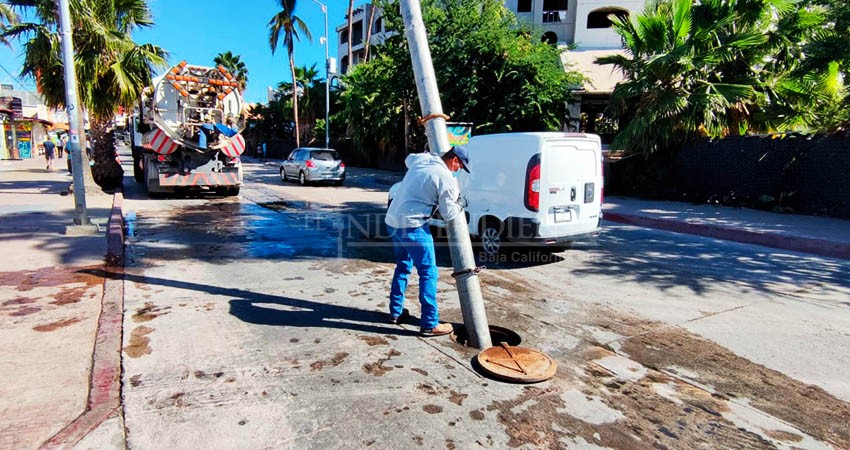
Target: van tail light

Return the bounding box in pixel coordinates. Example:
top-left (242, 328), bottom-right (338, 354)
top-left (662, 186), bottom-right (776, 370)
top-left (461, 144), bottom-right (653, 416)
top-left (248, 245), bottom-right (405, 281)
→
top-left (305, 160), bottom-right (316, 168)
top-left (340, 162), bottom-right (346, 168)
top-left (525, 154), bottom-right (541, 212)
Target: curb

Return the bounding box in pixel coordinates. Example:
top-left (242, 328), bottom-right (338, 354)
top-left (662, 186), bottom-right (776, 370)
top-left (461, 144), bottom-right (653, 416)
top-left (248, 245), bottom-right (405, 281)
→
top-left (604, 212), bottom-right (850, 260)
top-left (40, 192), bottom-right (126, 449)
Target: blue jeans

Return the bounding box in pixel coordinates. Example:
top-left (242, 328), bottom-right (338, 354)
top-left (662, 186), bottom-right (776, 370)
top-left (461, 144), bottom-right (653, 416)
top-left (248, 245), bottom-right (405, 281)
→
top-left (388, 225), bottom-right (439, 329)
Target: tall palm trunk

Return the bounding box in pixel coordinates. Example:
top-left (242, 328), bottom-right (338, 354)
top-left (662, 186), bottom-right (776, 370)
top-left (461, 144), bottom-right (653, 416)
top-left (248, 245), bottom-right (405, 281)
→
top-left (89, 116), bottom-right (122, 190)
top-left (289, 54), bottom-right (300, 147)
top-left (363, 2), bottom-right (376, 62)
top-left (346, 0), bottom-right (354, 73)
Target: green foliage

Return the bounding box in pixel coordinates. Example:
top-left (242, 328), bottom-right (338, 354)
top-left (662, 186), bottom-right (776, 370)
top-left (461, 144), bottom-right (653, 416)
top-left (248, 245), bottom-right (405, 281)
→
top-left (214, 51), bottom-right (249, 91)
top-left (335, 0), bottom-right (583, 159)
top-left (3, 0), bottom-right (167, 120)
top-left (268, 0), bottom-right (312, 146)
top-left (599, 0), bottom-right (848, 157)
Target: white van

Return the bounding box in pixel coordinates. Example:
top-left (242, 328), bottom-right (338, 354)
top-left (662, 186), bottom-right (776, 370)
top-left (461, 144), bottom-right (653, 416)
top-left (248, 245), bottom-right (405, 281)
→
top-left (391, 132), bottom-right (603, 255)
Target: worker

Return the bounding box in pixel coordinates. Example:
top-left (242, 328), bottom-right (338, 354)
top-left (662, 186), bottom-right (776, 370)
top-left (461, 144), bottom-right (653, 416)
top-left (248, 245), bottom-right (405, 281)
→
top-left (384, 146), bottom-right (470, 336)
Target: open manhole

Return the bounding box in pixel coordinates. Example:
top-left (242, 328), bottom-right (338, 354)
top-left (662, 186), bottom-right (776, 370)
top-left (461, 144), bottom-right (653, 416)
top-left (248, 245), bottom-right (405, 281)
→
top-left (451, 325), bottom-right (522, 348)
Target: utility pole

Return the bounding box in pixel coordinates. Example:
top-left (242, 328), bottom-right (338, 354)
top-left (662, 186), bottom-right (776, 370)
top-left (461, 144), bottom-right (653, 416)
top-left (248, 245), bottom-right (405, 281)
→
top-left (399, 0), bottom-right (492, 349)
top-left (311, 0), bottom-right (331, 149)
top-left (58, 0), bottom-right (94, 232)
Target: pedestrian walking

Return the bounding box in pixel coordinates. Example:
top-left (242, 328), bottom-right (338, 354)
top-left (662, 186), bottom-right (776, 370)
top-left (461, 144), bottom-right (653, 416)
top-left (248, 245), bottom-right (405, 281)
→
top-left (57, 135), bottom-right (66, 158)
top-left (261, 142), bottom-right (267, 163)
top-left (384, 146), bottom-right (470, 336)
top-left (42, 139), bottom-right (56, 171)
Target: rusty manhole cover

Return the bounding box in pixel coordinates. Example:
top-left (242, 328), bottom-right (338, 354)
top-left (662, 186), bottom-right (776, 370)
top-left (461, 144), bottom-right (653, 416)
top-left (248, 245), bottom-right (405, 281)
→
top-left (476, 343), bottom-right (557, 383)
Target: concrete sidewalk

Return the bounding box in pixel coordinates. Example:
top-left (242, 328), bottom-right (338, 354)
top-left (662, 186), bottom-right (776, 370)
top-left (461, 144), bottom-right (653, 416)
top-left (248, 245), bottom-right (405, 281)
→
top-left (603, 196), bottom-right (850, 260)
top-left (0, 157), bottom-right (124, 450)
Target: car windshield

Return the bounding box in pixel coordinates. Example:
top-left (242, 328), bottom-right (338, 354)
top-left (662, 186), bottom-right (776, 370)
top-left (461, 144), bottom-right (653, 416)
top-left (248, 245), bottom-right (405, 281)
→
top-left (310, 150), bottom-right (340, 161)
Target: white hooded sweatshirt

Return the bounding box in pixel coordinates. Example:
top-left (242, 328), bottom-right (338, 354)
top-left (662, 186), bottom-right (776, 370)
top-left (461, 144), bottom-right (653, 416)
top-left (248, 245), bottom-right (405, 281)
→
top-left (385, 152), bottom-right (462, 229)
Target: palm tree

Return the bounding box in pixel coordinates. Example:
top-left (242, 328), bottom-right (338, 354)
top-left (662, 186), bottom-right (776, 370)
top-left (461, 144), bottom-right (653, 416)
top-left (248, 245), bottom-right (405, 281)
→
top-left (214, 51), bottom-right (249, 92)
top-left (596, 0), bottom-right (798, 156)
top-left (346, 0), bottom-right (354, 72)
top-left (294, 64), bottom-right (321, 142)
top-left (269, 0), bottom-right (312, 147)
top-left (363, 1), bottom-right (377, 62)
top-left (0, 4), bottom-right (19, 47)
top-left (3, 0), bottom-right (167, 188)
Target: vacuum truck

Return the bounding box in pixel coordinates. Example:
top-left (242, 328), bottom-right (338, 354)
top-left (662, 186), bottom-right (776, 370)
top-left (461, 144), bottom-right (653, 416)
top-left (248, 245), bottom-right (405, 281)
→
top-left (130, 61), bottom-right (246, 196)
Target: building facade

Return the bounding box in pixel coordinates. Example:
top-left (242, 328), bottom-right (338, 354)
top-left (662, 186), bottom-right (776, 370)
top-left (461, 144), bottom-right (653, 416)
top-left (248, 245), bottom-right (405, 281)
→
top-left (335, 3), bottom-right (392, 75)
top-left (0, 84), bottom-right (66, 159)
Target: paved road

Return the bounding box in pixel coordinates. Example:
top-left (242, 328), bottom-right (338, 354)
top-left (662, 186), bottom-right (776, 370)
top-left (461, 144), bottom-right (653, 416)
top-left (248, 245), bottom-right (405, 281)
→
top-left (119, 159), bottom-right (850, 450)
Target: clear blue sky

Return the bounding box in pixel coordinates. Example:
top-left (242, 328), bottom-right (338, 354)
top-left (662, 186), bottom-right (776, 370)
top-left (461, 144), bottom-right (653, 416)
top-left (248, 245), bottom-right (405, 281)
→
top-left (0, 0), bottom-right (366, 104)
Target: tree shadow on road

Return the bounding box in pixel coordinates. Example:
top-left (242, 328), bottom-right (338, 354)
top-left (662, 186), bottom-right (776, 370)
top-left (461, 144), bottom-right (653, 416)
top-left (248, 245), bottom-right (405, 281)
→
top-left (89, 269), bottom-right (420, 336)
top-left (569, 223), bottom-right (850, 300)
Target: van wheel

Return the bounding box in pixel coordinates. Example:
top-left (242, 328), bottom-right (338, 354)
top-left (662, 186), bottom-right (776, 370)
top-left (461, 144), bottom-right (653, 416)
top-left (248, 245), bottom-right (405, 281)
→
top-left (549, 242), bottom-right (573, 253)
top-left (480, 220), bottom-right (503, 256)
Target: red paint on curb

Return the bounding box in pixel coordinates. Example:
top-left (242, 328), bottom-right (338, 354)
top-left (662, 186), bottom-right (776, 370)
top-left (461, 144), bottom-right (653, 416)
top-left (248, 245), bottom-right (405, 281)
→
top-left (40, 193), bottom-right (126, 449)
top-left (604, 212), bottom-right (850, 260)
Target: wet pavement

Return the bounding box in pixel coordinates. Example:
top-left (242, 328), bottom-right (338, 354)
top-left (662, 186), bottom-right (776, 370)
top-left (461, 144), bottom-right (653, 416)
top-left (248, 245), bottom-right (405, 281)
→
top-left (4, 150), bottom-right (850, 449)
top-left (116, 159), bottom-right (850, 450)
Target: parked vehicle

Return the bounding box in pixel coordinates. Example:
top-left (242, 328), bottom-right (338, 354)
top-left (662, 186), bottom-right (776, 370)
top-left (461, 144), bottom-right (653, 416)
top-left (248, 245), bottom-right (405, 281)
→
top-left (280, 148), bottom-right (346, 186)
top-left (129, 61), bottom-right (246, 197)
top-left (389, 132), bottom-right (603, 255)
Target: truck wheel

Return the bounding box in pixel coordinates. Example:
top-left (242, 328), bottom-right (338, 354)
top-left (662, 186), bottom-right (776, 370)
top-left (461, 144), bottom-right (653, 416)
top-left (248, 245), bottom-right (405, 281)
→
top-left (480, 219), bottom-right (503, 256)
top-left (133, 156), bottom-right (144, 183)
top-left (299, 171), bottom-right (308, 186)
top-left (280, 168), bottom-right (287, 182)
top-left (228, 186), bottom-right (240, 196)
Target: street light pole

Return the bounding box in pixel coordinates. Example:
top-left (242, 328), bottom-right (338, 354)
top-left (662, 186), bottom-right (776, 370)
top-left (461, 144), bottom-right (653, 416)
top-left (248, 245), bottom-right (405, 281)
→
top-left (312, 0), bottom-right (330, 149)
top-left (400, 0), bottom-right (492, 349)
top-left (57, 0), bottom-right (93, 230)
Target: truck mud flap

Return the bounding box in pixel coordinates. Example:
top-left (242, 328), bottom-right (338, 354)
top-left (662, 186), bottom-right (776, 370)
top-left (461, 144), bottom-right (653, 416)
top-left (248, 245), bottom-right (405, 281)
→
top-left (159, 172), bottom-right (240, 187)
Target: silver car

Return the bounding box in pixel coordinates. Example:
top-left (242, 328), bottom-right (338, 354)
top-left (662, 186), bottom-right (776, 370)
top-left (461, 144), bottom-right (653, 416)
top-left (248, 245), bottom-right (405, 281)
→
top-left (279, 147), bottom-right (346, 186)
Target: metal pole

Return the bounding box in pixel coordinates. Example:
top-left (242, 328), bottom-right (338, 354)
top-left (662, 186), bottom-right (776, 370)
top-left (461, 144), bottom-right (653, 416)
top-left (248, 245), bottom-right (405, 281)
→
top-left (312, 0), bottom-right (330, 149)
top-left (399, 0), bottom-right (492, 349)
top-left (57, 0), bottom-right (91, 226)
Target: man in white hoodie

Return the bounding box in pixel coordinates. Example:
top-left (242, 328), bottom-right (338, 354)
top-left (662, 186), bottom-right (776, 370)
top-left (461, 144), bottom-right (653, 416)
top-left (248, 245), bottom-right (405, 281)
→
top-left (385, 147), bottom-right (470, 336)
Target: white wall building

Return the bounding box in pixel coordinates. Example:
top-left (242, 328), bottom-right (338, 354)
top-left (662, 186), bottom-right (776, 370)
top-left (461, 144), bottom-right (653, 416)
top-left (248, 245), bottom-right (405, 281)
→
top-left (335, 4), bottom-right (392, 75)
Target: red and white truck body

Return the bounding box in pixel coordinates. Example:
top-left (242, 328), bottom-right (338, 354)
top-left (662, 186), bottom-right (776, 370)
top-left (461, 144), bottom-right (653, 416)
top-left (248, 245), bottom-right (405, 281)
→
top-left (130, 61), bottom-right (246, 196)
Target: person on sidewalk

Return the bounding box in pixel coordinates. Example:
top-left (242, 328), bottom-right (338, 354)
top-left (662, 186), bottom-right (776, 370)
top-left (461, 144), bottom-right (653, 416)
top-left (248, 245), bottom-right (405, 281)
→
top-left (42, 139), bottom-right (56, 171)
top-left (55, 135), bottom-right (64, 158)
top-left (384, 146), bottom-right (470, 336)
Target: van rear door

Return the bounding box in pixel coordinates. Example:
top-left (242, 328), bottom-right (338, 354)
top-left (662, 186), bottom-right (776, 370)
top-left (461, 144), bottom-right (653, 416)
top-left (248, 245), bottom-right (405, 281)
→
top-left (537, 138), bottom-right (602, 239)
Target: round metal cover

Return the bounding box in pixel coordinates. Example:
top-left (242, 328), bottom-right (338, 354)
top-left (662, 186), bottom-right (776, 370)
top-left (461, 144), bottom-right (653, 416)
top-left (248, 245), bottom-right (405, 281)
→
top-left (476, 343), bottom-right (557, 383)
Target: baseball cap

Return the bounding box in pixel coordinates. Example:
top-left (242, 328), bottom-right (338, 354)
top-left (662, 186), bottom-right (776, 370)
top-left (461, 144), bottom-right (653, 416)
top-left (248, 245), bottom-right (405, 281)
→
top-left (446, 146), bottom-right (470, 173)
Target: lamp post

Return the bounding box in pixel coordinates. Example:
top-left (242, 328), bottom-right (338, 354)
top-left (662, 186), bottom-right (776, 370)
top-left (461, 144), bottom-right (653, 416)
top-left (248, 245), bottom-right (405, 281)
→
top-left (312, 0), bottom-right (330, 149)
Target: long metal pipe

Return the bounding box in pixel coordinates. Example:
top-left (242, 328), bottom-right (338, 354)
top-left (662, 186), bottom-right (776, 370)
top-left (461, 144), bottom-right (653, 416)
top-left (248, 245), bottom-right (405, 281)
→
top-left (57, 0), bottom-right (90, 226)
top-left (399, 0), bottom-right (492, 349)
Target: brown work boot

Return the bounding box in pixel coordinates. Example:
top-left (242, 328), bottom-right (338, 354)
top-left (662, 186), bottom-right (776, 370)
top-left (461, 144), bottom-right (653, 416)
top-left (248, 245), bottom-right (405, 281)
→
top-left (389, 308), bottom-right (410, 325)
top-left (420, 322), bottom-right (453, 337)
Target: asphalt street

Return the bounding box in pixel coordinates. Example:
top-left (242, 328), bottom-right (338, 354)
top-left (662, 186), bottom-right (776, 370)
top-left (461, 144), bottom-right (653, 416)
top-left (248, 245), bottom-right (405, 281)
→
top-left (115, 157), bottom-right (850, 450)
